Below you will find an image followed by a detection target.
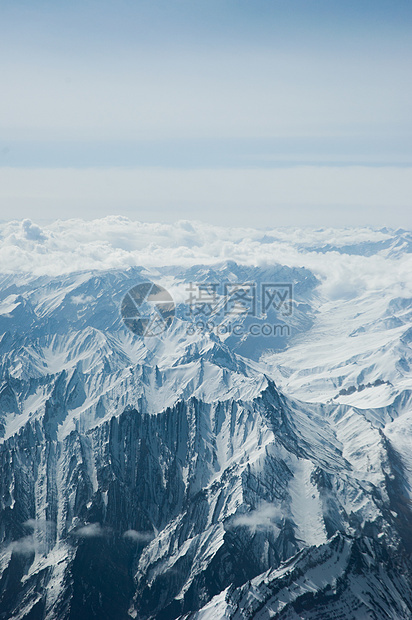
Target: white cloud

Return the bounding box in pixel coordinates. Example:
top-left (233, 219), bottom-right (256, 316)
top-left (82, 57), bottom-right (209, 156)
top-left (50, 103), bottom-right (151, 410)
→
top-left (10, 535), bottom-right (38, 555)
top-left (123, 529), bottom-right (154, 543)
top-left (231, 502), bottom-right (283, 534)
top-left (71, 523), bottom-right (109, 538)
top-left (6, 520), bottom-right (55, 556)
top-left (21, 219), bottom-right (46, 242)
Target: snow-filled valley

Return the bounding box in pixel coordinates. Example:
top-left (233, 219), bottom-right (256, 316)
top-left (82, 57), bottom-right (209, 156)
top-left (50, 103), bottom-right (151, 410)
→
top-left (0, 221), bottom-right (411, 619)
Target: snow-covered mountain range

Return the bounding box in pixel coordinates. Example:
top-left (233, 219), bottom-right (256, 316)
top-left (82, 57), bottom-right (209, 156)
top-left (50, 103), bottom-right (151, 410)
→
top-left (0, 221), bottom-right (411, 619)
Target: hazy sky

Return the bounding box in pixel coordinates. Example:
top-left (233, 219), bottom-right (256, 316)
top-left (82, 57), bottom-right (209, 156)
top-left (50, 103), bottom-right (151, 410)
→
top-left (1, 0), bottom-right (411, 226)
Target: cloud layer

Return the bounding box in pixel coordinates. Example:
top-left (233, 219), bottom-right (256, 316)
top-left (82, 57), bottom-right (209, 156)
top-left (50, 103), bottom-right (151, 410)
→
top-left (0, 218), bottom-right (411, 304)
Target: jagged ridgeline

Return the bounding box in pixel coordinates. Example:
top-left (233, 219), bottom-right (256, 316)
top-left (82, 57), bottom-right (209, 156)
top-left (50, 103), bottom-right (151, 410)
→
top-left (0, 261), bottom-right (411, 619)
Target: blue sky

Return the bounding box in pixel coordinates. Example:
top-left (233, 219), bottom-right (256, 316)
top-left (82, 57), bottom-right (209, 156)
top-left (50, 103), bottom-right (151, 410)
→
top-left (1, 1), bottom-right (411, 226)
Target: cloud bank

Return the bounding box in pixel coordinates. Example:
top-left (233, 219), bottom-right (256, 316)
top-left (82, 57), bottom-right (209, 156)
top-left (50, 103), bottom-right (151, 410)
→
top-left (0, 218), bottom-right (411, 303)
